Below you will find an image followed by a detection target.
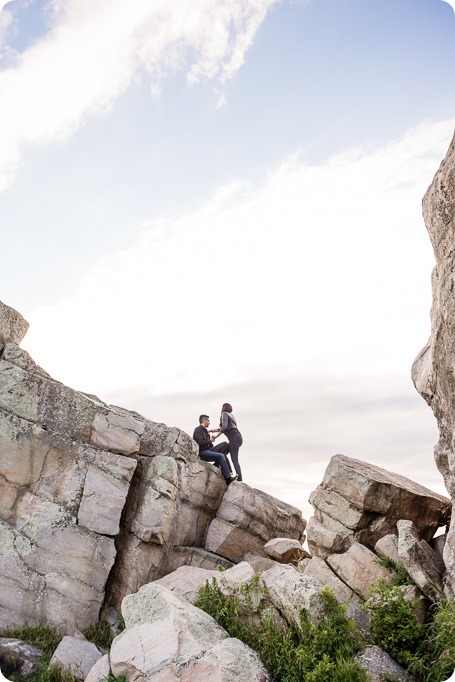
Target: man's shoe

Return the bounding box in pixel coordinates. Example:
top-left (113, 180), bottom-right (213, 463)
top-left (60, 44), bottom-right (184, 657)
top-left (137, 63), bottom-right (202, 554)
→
top-left (226, 476), bottom-right (237, 485)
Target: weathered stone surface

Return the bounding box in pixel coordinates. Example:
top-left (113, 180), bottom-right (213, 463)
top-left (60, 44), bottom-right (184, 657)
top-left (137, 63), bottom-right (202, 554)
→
top-left (84, 654), bottom-right (111, 682)
top-left (158, 638), bottom-right (273, 681)
top-left (205, 518), bottom-right (268, 562)
top-left (0, 301), bottom-right (29, 344)
top-left (155, 566), bottom-right (218, 603)
top-left (327, 542), bottom-right (393, 600)
top-left (299, 555), bottom-right (359, 605)
top-left (306, 515), bottom-right (351, 558)
top-left (356, 645), bottom-right (416, 681)
top-left (264, 537), bottom-right (306, 564)
top-left (216, 482), bottom-right (306, 541)
top-left (374, 534), bottom-right (399, 564)
top-left (261, 563), bottom-right (325, 627)
top-left (430, 533), bottom-right (447, 570)
top-left (50, 635), bottom-right (102, 679)
top-left (397, 519), bottom-right (444, 602)
top-left (411, 131), bottom-right (455, 596)
top-left (308, 455), bottom-right (450, 557)
top-left (244, 553), bottom-right (280, 572)
top-left (309, 485), bottom-right (371, 530)
top-left (0, 638), bottom-right (42, 677)
top-left (1, 341), bottom-right (51, 378)
top-left (0, 508), bottom-right (116, 632)
top-left (205, 482), bottom-right (307, 562)
top-left (166, 546), bottom-right (233, 573)
top-left (112, 581), bottom-right (273, 681)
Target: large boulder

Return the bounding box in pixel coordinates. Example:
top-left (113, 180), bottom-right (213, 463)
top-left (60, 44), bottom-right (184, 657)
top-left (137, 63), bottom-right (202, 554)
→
top-left (308, 455), bottom-right (450, 558)
top-left (356, 645), bottom-right (417, 682)
top-left (299, 555), bottom-right (359, 605)
top-left (326, 542), bottom-right (393, 601)
top-left (261, 563), bottom-right (326, 627)
top-left (397, 520), bottom-right (444, 603)
top-left (110, 583), bottom-right (272, 681)
top-left (205, 482), bottom-right (306, 563)
top-left (411, 130), bottom-right (455, 596)
top-left (49, 634), bottom-right (102, 679)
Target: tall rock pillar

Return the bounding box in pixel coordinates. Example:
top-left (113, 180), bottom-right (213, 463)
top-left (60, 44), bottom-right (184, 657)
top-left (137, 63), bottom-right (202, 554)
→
top-left (412, 130), bottom-right (455, 597)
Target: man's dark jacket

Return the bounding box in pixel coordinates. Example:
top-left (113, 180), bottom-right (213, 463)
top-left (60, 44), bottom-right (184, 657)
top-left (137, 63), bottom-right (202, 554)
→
top-left (193, 425), bottom-right (212, 454)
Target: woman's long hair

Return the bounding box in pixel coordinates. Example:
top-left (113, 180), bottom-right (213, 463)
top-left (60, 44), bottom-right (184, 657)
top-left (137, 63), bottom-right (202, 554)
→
top-left (221, 402), bottom-right (232, 414)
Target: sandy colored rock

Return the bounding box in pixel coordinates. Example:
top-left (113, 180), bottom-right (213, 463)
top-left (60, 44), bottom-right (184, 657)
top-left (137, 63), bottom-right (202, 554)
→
top-left (163, 637), bottom-right (273, 681)
top-left (0, 301), bottom-right (29, 344)
top-left (77, 451), bottom-right (137, 536)
top-left (111, 583), bottom-right (227, 678)
top-left (356, 645), bottom-right (417, 681)
top-left (205, 518), bottom-right (266, 562)
top-left (374, 534), bottom-right (399, 564)
top-left (327, 542), bottom-right (393, 600)
top-left (264, 537), bottom-right (306, 564)
top-left (299, 555), bottom-right (359, 605)
top-left (50, 636), bottom-right (102, 679)
top-left (155, 566), bottom-right (218, 603)
top-left (84, 654), bottom-right (111, 682)
top-left (306, 515), bottom-right (352, 558)
top-left (308, 455), bottom-right (450, 559)
top-left (244, 553), bottom-right (280, 572)
top-left (166, 547), bottom-right (233, 573)
top-left (216, 482), bottom-right (306, 542)
top-left (261, 563), bottom-right (325, 627)
top-left (397, 520), bottom-right (444, 602)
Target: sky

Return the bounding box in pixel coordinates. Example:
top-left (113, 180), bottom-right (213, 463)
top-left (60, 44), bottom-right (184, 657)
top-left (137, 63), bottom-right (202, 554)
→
top-left (1, 0), bottom-right (454, 521)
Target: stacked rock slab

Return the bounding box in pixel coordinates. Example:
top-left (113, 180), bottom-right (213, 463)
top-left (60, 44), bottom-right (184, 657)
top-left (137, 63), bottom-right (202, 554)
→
top-left (411, 130), bottom-right (455, 597)
top-left (204, 482), bottom-right (307, 563)
top-left (307, 454), bottom-right (450, 559)
top-left (0, 301), bottom-right (228, 630)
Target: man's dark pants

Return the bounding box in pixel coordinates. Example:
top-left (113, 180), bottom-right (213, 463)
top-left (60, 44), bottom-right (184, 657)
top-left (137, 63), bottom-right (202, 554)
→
top-left (199, 442), bottom-right (232, 479)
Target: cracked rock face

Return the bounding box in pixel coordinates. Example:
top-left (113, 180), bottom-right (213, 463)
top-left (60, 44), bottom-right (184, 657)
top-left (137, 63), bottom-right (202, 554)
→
top-left (0, 302), bottom-right (308, 631)
top-left (0, 314), bottom-right (227, 631)
top-left (411, 130), bottom-right (455, 596)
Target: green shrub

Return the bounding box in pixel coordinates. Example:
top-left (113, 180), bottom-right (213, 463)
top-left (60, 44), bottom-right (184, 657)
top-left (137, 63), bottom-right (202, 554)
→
top-left (407, 599), bottom-right (455, 682)
top-left (83, 613), bottom-right (113, 649)
top-left (195, 577), bottom-right (369, 681)
top-left (365, 579), bottom-right (425, 667)
top-left (376, 557), bottom-right (413, 586)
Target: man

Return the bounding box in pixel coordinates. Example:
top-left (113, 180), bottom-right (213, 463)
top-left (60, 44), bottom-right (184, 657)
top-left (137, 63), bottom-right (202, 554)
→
top-left (193, 415), bottom-right (236, 485)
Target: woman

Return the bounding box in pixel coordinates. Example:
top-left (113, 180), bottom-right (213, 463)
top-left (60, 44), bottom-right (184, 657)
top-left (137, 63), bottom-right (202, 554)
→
top-left (218, 402), bottom-right (243, 482)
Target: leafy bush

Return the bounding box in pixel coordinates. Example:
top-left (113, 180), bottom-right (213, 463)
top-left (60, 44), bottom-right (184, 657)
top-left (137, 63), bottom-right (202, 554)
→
top-left (195, 577), bottom-right (369, 681)
top-left (407, 599), bottom-right (455, 682)
top-left (365, 579), bottom-right (425, 667)
top-left (376, 557), bottom-right (413, 586)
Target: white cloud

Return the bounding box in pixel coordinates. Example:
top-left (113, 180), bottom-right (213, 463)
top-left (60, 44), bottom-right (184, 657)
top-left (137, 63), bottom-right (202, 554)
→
top-left (0, 0), bottom-right (279, 189)
top-left (23, 118), bottom-right (454, 400)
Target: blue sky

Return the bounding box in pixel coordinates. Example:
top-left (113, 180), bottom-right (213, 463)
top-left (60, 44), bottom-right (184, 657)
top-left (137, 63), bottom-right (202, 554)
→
top-left (0, 0), bottom-right (454, 516)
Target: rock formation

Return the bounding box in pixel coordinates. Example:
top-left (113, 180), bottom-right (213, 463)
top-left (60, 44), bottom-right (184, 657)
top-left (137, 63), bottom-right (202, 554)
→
top-left (1, 278), bottom-right (454, 681)
top-left (411, 129), bottom-right (455, 597)
top-left (0, 300), bottom-right (306, 632)
top-left (307, 454), bottom-right (450, 559)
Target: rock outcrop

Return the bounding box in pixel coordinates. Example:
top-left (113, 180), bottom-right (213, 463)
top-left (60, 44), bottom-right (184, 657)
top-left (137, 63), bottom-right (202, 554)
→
top-left (0, 301), bottom-right (307, 632)
top-left (109, 582), bottom-right (272, 681)
top-left (412, 129), bottom-right (455, 597)
top-left (307, 454), bottom-right (450, 558)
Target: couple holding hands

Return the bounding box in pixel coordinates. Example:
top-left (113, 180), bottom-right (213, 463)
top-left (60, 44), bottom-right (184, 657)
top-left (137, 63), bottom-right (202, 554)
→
top-left (193, 402), bottom-right (243, 485)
